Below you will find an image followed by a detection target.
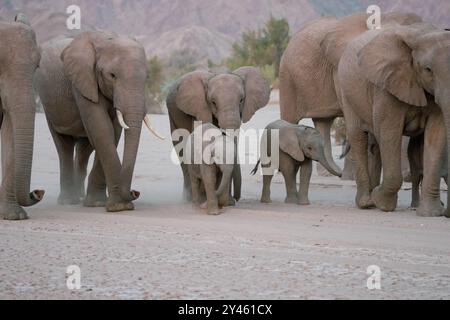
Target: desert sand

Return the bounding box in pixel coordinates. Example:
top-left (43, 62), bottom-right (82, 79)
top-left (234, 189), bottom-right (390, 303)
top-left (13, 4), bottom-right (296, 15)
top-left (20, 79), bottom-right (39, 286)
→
top-left (1, 101), bottom-right (450, 300)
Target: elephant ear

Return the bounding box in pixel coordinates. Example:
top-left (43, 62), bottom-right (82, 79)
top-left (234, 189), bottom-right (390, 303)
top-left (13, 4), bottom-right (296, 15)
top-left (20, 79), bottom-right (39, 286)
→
top-left (61, 32), bottom-right (99, 103)
top-left (279, 127), bottom-right (305, 162)
top-left (358, 29), bottom-right (427, 107)
top-left (175, 71), bottom-right (214, 123)
top-left (233, 67), bottom-right (271, 123)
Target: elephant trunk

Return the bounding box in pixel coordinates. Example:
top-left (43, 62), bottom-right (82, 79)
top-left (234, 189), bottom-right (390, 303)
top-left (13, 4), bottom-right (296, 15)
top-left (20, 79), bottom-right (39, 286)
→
top-left (5, 83), bottom-right (44, 207)
top-left (119, 110), bottom-right (143, 202)
top-left (441, 103), bottom-right (450, 218)
top-left (318, 148), bottom-right (342, 177)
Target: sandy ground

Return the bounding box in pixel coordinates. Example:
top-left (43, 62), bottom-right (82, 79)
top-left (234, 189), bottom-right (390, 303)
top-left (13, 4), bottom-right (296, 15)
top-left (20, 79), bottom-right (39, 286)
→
top-left (1, 102), bottom-right (450, 300)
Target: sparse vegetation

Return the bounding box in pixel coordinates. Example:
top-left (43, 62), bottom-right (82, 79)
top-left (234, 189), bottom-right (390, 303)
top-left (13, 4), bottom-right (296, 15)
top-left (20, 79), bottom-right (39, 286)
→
top-left (145, 17), bottom-right (290, 112)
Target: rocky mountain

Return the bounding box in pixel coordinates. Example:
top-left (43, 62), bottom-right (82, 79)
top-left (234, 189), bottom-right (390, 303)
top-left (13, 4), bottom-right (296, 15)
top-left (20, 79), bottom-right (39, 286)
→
top-left (1, 0), bottom-right (449, 63)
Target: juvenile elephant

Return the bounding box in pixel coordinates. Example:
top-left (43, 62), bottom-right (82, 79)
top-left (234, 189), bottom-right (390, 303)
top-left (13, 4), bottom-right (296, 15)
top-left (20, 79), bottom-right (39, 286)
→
top-left (186, 123), bottom-right (237, 215)
top-left (0, 15), bottom-right (44, 220)
top-left (338, 23), bottom-right (450, 217)
top-left (252, 120), bottom-right (341, 205)
top-left (279, 12), bottom-right (422, 176)
top-left (35, 31), bottom-right (162, 212)
top-left (167, 68), bottom-right (271, 202)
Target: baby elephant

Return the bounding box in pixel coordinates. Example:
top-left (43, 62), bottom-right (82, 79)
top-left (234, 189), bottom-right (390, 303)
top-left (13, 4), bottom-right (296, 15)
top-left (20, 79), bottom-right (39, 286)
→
top-left (185, 123), bottom-right (237, 215)
top-left (252, 120), bottom-right (341, 205)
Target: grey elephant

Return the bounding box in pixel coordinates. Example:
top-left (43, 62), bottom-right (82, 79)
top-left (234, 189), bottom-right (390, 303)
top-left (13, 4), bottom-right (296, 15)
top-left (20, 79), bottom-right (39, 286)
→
top-left (167, 68), bottom-right (271, 203)
top-left (407, 135), bottom-right (448, 208)
top-left (0, 15), bottom-right (45, 220)
top-left (279, 12), bottom-right (422, 177)
top-left (35, 31), bottom-right (163, 212)
top-left (338, 22), bottom-right (450, 217)
top-left (252, 120), bottom-right (341, 205)
top-left (186, 123), bottom-right (237, 215)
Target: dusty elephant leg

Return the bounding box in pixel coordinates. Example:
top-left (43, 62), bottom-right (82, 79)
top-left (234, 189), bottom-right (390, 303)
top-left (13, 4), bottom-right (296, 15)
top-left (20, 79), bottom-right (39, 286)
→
top-left (189, 171), bottom-right (202, 206)
top-left (368, 140), bottom-right (381, 192)
top-left (280, 158), bottom-right (299, 204)
top-left (418, 111), bottom-right (446, 217)
top-left (314, 118), bottom-right (342, 177)
top-left (408, 136), bottom-right (423, 208)
top-left (371, 119), bottom-right (404, 213)
top-left (47, 123), bottom-right (79, 205)
top-left (200, 164), bottom-right (220, 215)
top-left (74, 138), bottom-right (93, 202)
top-left (0, 114), bottom-right (27, 220)
top-left (341, 156), bottom-right (356, 181)
top-left (347, 128), bottom-right (373, 209)
top-left (84, 156), bottom-right (108, 207)
top-left (298, 159), bottom-right (312, 205)
top-left (261, 173), bottom-right (274, 203)
top-left (181, 163), bottom-right (193, 202)
top-left (80, 103), bottom-right (132, 212)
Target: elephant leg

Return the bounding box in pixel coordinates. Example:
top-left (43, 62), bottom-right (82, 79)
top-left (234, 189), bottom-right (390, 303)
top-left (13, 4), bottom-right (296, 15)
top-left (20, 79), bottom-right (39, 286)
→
top-left (280, 70), bottom-right (301, 124)
top-left (181, 163), bottom-right (193, 202)
top-left (190, 172), bottom-right (201, 206)
top-left (418, 111), bottom-right (446, 217)
top-left (298, 159), bottom-right (312, 205)
top-left (47, 122), bottom-right (78, 205)
top-left (280, 156), bottom-right (299, 204)
top-left (347, 127), bottom-right (373, 209)
top-left (200, 164), bottom-right (220, 215)
top-left (368, 139), bottom-right (381, 192)
top-left (80, 105), bottom-right (131, 212)
top-left (84, 120), bottom-right (121, 208)
top-left (74, 138), bottom-right (93, 202)
top-left (314, 118), bottom-right (342, 177)
top-left (371, 109), bottom-right (405, 212)
top-left (0, 113), bottom-right (27, 220)
top-left (408, 136), bottom-right (423, 208)
top-left (261, 169), bottom-right (273, 203)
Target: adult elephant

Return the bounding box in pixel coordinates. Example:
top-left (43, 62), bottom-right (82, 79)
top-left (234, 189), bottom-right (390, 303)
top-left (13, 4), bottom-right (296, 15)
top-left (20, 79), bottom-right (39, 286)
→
top-left (35, 31), bottom-right (162, 212)
top-left (279, 12), bottom-right (422, 176)
top-left (167, 68), bottom-right (271, 201)
top-left (338, 22), bottom-right (450, 217)
top-left (0, 15), bottom-right (44, 220)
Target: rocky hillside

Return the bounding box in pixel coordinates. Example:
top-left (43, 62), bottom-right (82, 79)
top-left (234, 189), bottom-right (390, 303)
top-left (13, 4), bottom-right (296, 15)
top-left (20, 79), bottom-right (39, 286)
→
top-left (1, 0), bottom-right (448, 63)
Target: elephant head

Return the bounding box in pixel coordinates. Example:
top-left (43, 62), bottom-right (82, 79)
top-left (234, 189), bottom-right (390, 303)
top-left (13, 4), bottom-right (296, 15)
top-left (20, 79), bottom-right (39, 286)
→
top-left (173, 67), bottom-right (271, 129)
top-left (60, 31), bottom-right (162, 201)
top-left (357, 24), bottom-right (450, 214)
top-left (280, 125), bottom-right (341, 177)
top-left (0, 16), bottom-right (44, 209)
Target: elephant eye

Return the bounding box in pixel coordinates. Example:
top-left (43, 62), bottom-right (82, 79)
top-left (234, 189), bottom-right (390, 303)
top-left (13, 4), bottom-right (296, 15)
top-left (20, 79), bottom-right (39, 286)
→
top-left (211, 100), bottom-right (217, 107)
top-left (110, 73), bottom-right (116, 79)
top-left (425, 67), bottom-right (433, 74)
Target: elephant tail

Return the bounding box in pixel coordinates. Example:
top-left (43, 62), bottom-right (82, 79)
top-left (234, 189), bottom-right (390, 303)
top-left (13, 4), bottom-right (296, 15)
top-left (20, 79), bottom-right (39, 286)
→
top-left (251, 159), bottom-right (261, 176)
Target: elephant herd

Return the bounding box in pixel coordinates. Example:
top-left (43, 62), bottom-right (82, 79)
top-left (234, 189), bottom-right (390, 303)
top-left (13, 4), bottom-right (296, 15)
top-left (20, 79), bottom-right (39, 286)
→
top-left (0, 11), bottom-right (450, 220)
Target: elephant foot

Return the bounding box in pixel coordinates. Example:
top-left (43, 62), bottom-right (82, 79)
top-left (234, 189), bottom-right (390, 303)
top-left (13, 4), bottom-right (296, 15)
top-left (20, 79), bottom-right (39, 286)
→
top-left (207, 207), bottom-right (221, 216)
top-left (417, 199), bottom-right (445, 217)
top-left (285, 195), bottom-right (298, 204)
top-left (106, 200), bottom-right (134, 213)
top-left (84, 192), bottom-right (108, 208)
top-left (356, 190), bottom-right (375, 209)
top-left (224, 197), bottom-right (236, 207)
top-left (183, 188), bottom-right (193, 202)
top-left (410, 199), bottom-right (420, 209)
top-left (372, 186), bottom-right (398, 212)
top-left (58, 194), bottom-right (81, 205)
top-left (0, 203), bottom-right (29, 221)
top-left (298, 198), bottom-right (311, 206)
top-left (260, 196), bottom-right (272, 204)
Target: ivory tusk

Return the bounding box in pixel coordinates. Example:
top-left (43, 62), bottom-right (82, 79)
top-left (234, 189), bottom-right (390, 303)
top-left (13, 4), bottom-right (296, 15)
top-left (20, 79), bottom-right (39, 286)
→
top-left (116, 110), bottom-right (130, 130)
top-left (144, 115), bottom-right (165, 140)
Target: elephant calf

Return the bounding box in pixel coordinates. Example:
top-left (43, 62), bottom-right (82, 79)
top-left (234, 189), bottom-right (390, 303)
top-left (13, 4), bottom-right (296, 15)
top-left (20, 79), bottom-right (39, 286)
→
top-left (252, 120), bottom-right (341, 205)
top-left (185, 123), bottom-right (237, 215)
